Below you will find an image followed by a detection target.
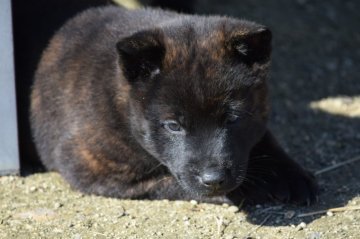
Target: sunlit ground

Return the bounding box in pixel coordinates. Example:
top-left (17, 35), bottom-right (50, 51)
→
top-left (114, 0), bottom-right (141, 9)
top-left (310, 96), bottom-right (360, 118)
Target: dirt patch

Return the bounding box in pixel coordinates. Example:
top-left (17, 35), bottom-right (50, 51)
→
top-left (1, 173), bottom-right (359, 238)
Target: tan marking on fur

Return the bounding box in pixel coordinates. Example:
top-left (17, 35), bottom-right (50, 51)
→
top-left (41, 35), bottom-right (65, 68)
top-left (211, 94), bottom-right (229, 103)
top-left (231, 30), bottom-right (249, 37)
top-left (116, 83), bottom-right (130, 104)
top-left (79, 144), bottom-right (129, 175)
top-left (123, 176), bottom-right (174, 198)
top-left (79, 148), bottom-right (105, 173)
top-left (163, 38), bottom-right (177, 67)
top-left (160, 112), bottom-right (176, 120)
top-left (204, 65), bottom-right (218, 79)
top-left (31, 88), bottom-right (41, 114)
top-left (199, 30), bottom-right (227, 61)
top-left (76, 132), bottom-right (123, 174)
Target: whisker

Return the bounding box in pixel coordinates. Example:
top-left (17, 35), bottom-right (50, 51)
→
top-left (249, 155), bottom-right (271, 161)
top-left (145, 162), bottom-right (164, 174)
top-left (244, 174), bottom-right (270, 185)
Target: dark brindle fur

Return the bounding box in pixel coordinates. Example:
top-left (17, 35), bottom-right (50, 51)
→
top-left (31, 6), bottom-right (317, 204)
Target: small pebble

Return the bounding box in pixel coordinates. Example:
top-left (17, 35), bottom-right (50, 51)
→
top-left (222, 218), bottom-right (230, 226)
top-left (190, 200), bottom-right (198, 205)
top-left (73, 234), bottom-right (82, 239)
top-left (326, 211), bottom-right (334, 217)
top-left (284, 210), bottom-right (296, 219)
top-left (307, 231), bottom-right (321, 239)
top-left (228, 205), bottom-right (239, 213)
top-left (54, 202), bottom-right (63, 209)
top-left (8, 177), bottom-right (16, 182)
top-left (296, 222), bottom-right (307, 231)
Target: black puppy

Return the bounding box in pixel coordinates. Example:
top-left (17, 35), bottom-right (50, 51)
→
top-left (31, 6), bottom-right (317, 205)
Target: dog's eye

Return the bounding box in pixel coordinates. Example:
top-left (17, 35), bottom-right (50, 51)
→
top-left (226, 114), bottom-right (241, 124)
top-left (167, 122), bottom-right (181, 131)
top-left (163, 120), bottom-right (184, 134)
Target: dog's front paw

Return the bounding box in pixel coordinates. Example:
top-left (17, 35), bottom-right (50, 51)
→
top-left (265, 165), bottom-right (318, 205)
top-left (236, 158), bottom-right (319, 205)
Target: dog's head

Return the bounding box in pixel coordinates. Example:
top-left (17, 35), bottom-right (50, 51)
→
top-left (116, 17), bottom-right (271, 196)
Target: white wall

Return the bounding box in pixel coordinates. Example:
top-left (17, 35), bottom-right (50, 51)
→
top-left (0, 0), bottom-right (20, 175)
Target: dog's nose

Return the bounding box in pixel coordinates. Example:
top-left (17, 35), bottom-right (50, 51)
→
top-left (200, 170), bottom-right (225, 188)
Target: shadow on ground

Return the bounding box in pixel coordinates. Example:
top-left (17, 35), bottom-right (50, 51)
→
top-left (243, 107), bottom-right (360, 226)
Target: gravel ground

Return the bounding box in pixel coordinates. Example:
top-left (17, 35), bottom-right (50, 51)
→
top-left (0, 173), bottom-right (359, 239)
top-left (1, 0), bottom-right (359, 238)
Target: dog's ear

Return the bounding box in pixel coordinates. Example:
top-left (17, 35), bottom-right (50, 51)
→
top-left (116, 30), bottom-right (165, 82)
top-left (228, 28), bottom-right (272, 65)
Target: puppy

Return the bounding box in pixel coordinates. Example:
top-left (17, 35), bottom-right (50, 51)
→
top-left (31, 6), bottom-right (318, 204)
